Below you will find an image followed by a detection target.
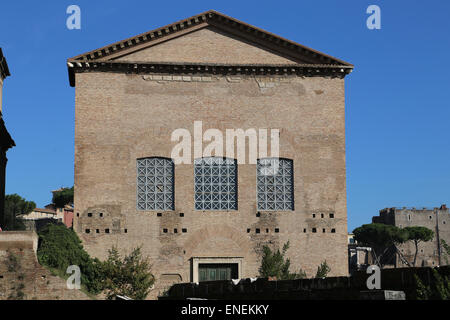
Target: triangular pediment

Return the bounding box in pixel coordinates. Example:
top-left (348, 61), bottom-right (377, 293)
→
top-left (68, 10), bottom-right (352, 67)
top-left (110, 26), bottom-right (304, 65)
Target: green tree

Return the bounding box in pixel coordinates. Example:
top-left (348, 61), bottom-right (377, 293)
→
top-left (37, 223), bottom-right (103, 294)
top-left (101, 247), bottom-right (155, 300)
top-left (315, 260), bottom-right (331, 278)
top-left (441, 239), bottom-right (450, 264)
top-left (259, 241), bottom-right (306, 280)
top-left (353, 223), bottom-right (408, 267)
top-left (404, 226), bottom-right (434, 267)
top-left (414, 269), bottom-right (450, 300)
top-left (52, 186), bottom-right (74, 208)
top-left (3, 194), bottom-right (36, 230)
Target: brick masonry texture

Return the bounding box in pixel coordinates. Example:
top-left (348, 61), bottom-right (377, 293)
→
top-left (0, 232), bottom-right (90, 300)
top-left (73, 26), bottom-right (349, 298)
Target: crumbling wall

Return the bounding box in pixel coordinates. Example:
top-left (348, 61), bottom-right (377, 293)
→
top-left (0, 231), bottom-right (90, 300)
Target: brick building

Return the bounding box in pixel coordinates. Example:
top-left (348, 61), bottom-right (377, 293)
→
top-left (67, 10), bottom-right (353, 296)
top-left (373, 205), bottom-right (450, 267)
top-left (0, 48), bottom-right (15, 229)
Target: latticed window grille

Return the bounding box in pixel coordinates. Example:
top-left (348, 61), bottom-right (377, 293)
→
top-left (257, 158), bottom-right (294, 211)
top-left (137, 157), bottom-right (174, 210)
top-left (194, 157), bottom-right (237, 210)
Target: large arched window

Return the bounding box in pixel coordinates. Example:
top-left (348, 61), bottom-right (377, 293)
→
top-left (194, 157), bottom-right (237, 210)
top-left (137, 157), bottom-right (174, 210)
top-left (257, 158), bottom-right (294, 211)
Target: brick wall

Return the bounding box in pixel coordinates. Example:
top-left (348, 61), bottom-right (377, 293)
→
top-left (0, 231), bottom-right (90, 300)
top-left (73, 25), bottom-right (349, 299)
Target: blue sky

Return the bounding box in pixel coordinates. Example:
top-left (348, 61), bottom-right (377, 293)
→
top-left (1, 1), bottom-right (449, 231)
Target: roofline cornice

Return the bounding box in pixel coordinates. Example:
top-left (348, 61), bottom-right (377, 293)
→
top-left (67, 60), bottom-right (353, 87)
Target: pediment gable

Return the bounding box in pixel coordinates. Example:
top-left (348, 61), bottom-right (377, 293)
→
top-left (111, 26), bottom-right (304, 65)
top-left (68, 10), bottom-right (352, 66)
top-left (67, 10), bottom-right (353, 86)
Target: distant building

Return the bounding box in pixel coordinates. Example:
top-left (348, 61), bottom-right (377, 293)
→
top-left (18, 204), bottom-right (74, 229)
top-left (372, 205), bottom-right (450, 267)
top-left (348, 233), bottom-right (372, 274)
top-left (18, 207), bottom-right (57, 220)
top-left (0, 48), bottom-right (15, 229)
top-left (45, 203), bottom-right (74, 228)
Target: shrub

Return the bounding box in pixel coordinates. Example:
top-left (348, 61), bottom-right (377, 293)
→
top-left (101, 247), bottom-right (155, 300)
top-left (415, 269), bottom-right (450, 300)
top-left (37, 223), bottom-right (103, 294)
top-left (315, 261), bottom-right (331, 278)
top-left (259, 241), bottom-right (306, 280)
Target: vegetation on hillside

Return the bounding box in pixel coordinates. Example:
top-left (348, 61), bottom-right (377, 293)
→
top-left (415, 269), bottom-right (450, 300)
top-left (37, 224), bottom-right (154, 299)
top-left (37, 223), bottom-right (103, 294)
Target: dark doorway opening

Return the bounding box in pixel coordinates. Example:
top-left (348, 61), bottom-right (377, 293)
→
top-left (198, 263), bottom-right (238, 282)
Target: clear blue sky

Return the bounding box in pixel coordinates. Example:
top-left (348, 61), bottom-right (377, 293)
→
top-left (1, 1), bottom-right (449, 231)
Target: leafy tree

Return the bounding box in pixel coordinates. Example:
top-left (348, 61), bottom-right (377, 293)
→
top-left (101, 246), bottom-right (155, 300)
top-left (37, 223), bottom-right (103, 294)
top-left (414, 269), bottom-right (450, 300)
top-left (441, 240), bottom-right (450, 265)
top-left (404, 226), bottom-right (434, 267)
top-left (353, 223), bottom-right (408, 267)
top-left (259, 241), bottom-right (306, 280)
top-left (315, 260), bottom-right (331, 278)
top-left (52, 186), bottom-right (74, 208)
top-left (3, 194), bottom-right (36, 230)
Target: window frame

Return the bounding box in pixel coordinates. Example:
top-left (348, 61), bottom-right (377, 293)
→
top-left (136, 156), bottom-right (175, 211)
top-left (256, 157), bottom-right (294, 211)
top-left (193, 157), bottom-right (238, 211)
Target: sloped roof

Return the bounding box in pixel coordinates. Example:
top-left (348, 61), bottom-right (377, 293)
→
top-left (67, 10), bottom-right (353, 86)
top-left (33, 208), bottom-right (57, 214)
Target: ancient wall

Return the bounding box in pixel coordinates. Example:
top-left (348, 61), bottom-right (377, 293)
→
top-left (0, 231), bottom-right (90, 300)
top-left (72, 24), bottom-right (349, 299)
top-left (73, 69), bottom-right (348, 298)
top-left (394, 208), bottom-right (450, 267)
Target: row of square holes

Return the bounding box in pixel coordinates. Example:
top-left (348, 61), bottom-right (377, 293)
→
top-left (312, 213), bottom-right (335, 218)
top-left (248, 228), bottom-right (280, 233)
top-left (247, 228), bottom-right (336, 234)
top-left (81, 213), bottom-right (336, 218)
top-left (85, 228), bottom-right (127, 234)
top-left (86, 227), bottom-right (336, 234)
top-left (76, 213), bottom-right (104, 217)
top-left (158, 213), bottom-right (184, 217)
top-left (163, 228), bottom-right (187, 234)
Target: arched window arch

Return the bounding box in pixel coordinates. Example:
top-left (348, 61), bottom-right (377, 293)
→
top-left (137, 157), bottom-right (174, 210)
top-left (257, 158), bottom-right (294, 211)
top-left (194, 157), bottom-right (237, 210)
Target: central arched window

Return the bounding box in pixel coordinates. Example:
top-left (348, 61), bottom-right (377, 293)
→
top-left (194, 157), bottom-right (237, 210)
top-left (257, 158), bottom-right (294, 211)
top-left (137, 157), bottom-right (174, 210)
